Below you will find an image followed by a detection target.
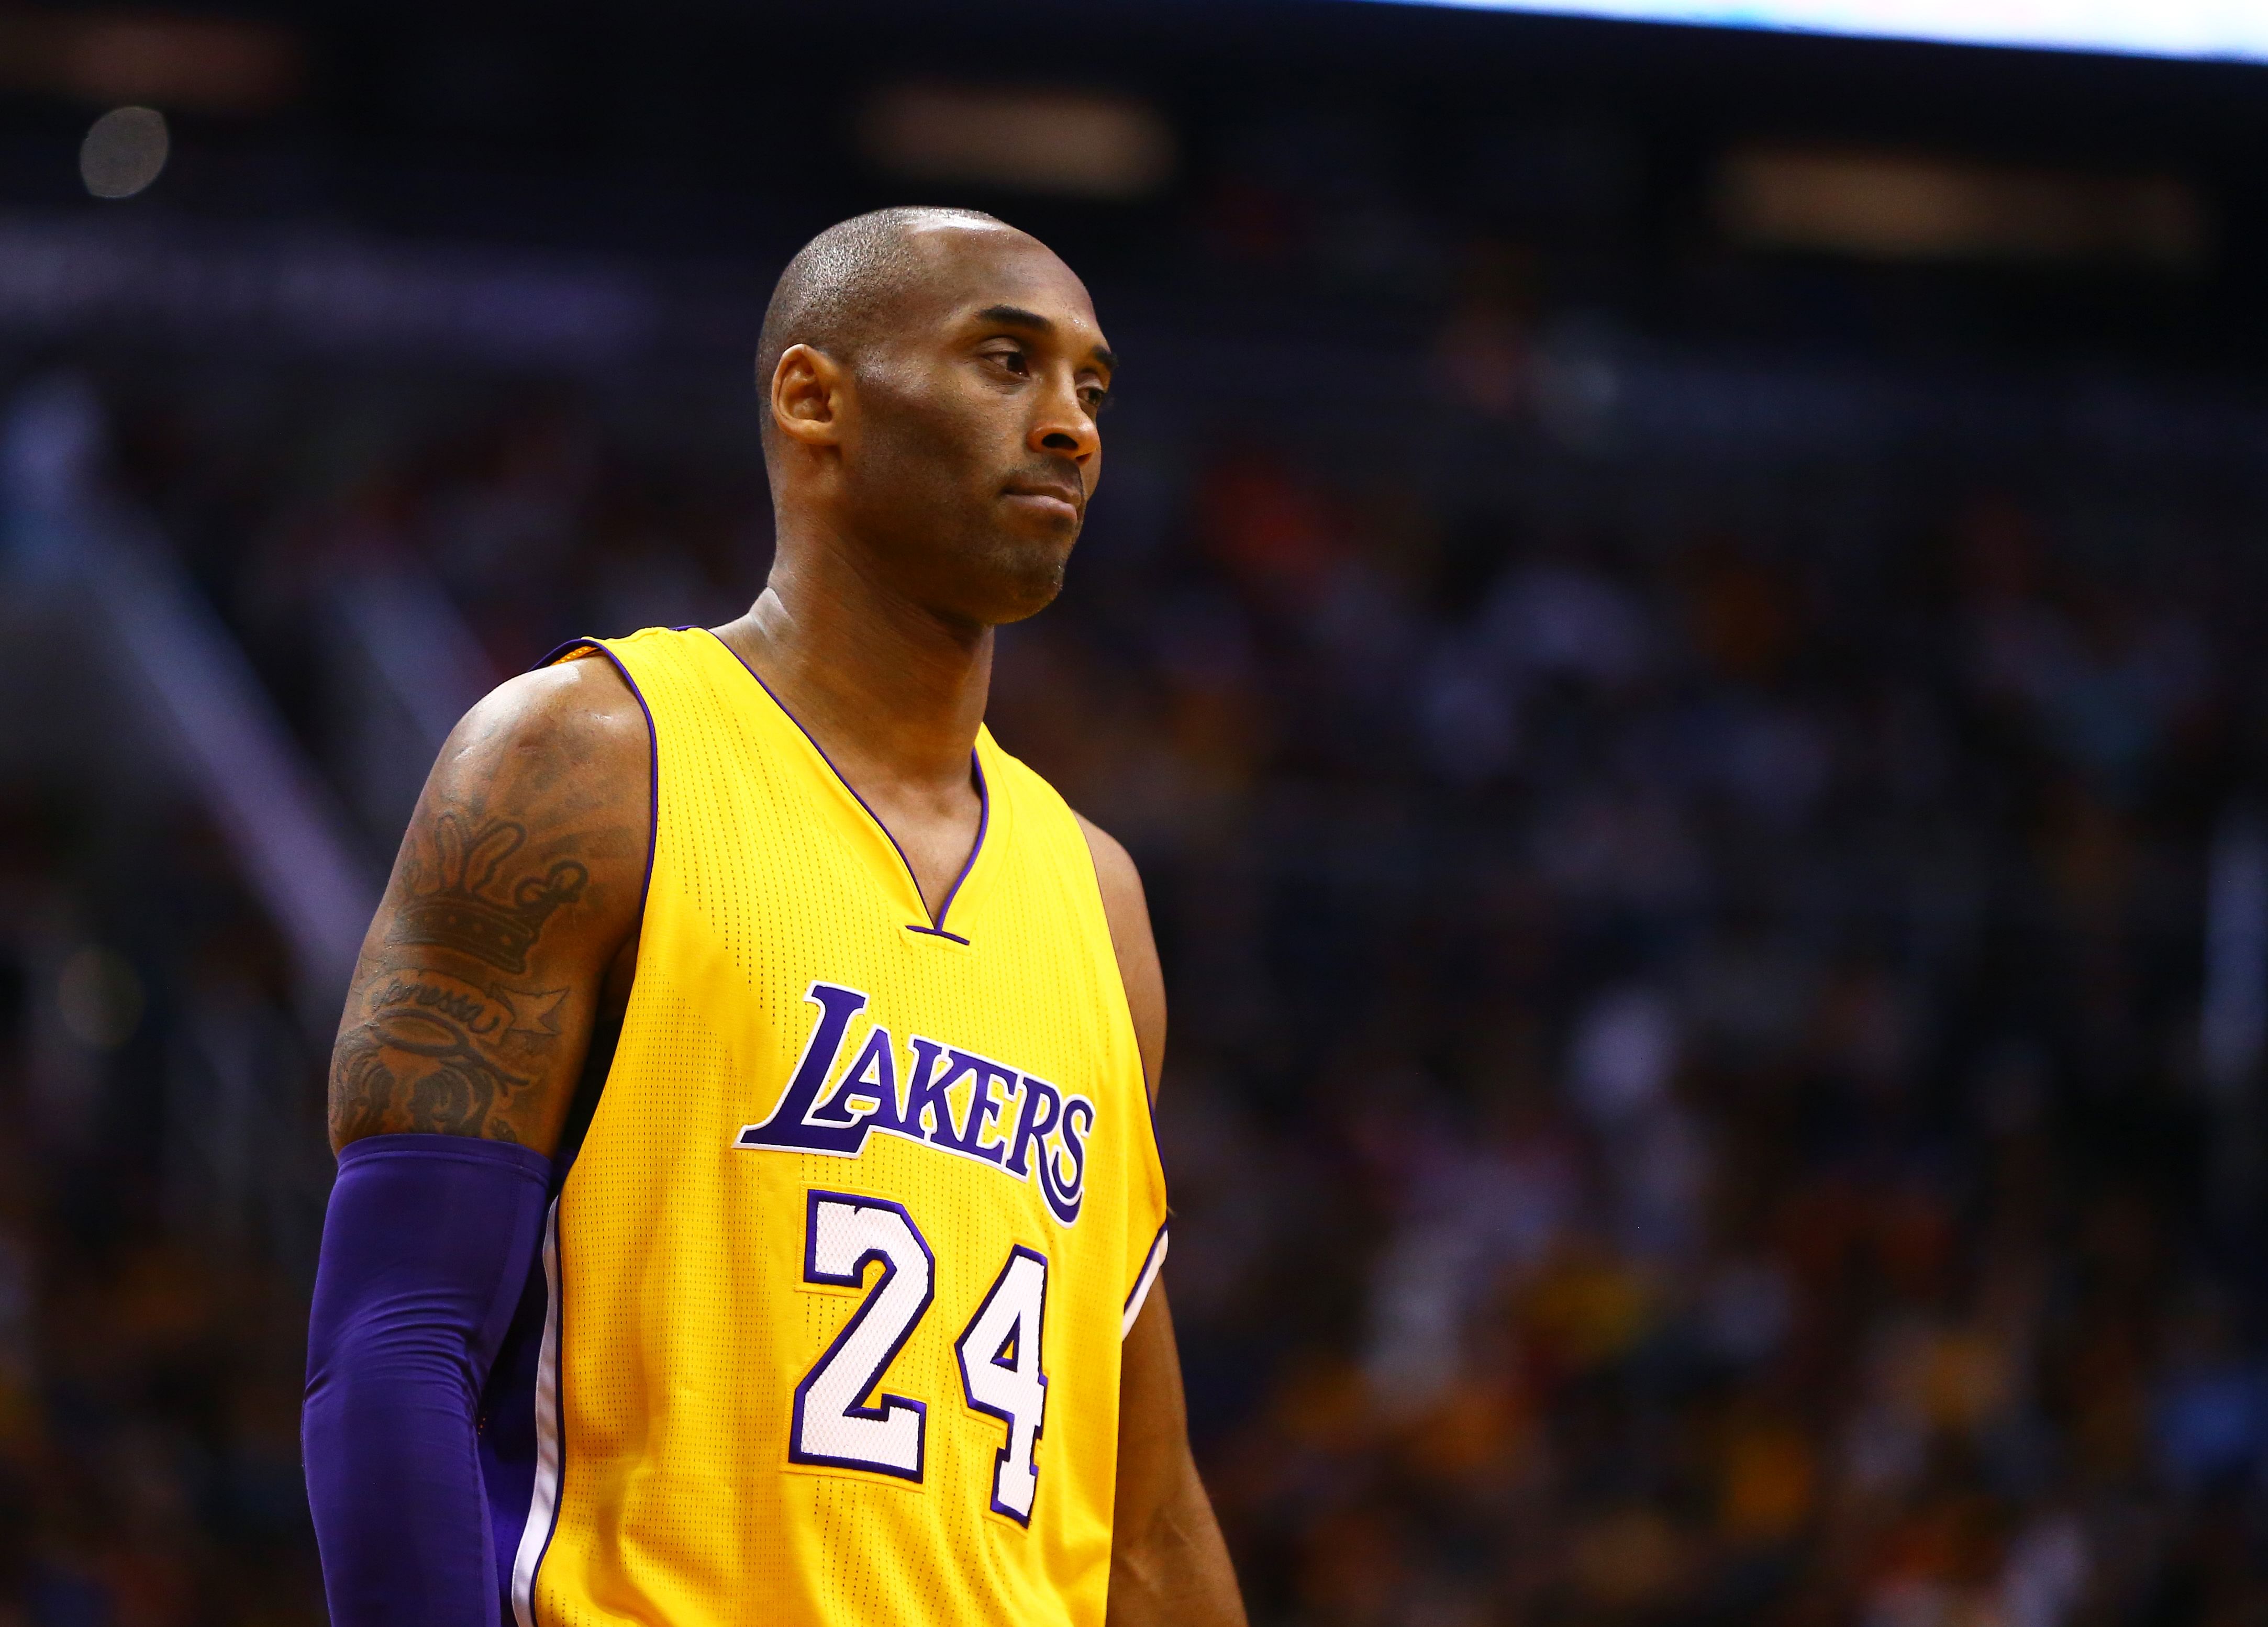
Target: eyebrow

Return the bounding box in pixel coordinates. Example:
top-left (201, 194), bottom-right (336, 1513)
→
top-left (976, 304), bottom-right (1116, 374)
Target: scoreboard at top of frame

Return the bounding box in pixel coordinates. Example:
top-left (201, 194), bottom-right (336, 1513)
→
top-left (1347, 0), bottom-right (2268, 65)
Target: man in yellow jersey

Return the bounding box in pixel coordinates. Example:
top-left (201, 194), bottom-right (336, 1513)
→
top-left (301, 207), bottom-right (1248, 1627)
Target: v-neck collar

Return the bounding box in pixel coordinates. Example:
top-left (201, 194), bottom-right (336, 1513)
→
top-left (704, 628), bottom-right (990, 944)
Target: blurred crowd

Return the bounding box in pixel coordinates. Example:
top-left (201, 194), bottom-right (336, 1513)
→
top-left (1022, 420), bottom-right (2264, 1627)
top-left (2, 191), bottom-right (2267, 1627)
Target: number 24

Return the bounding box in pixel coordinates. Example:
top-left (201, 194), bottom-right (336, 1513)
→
top-left (790, 1190), bottom-right (1049, 1524)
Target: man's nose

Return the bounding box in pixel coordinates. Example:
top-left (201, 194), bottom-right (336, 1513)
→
top-left (1030, 377), bottom-right (1099, 465)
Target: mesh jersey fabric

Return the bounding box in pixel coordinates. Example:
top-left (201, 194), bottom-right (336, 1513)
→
top-left (503, 626), bottom-right (1166, 1627)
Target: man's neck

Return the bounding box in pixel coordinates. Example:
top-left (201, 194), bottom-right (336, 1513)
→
top-left (716, 531), bottom-right (993, 810)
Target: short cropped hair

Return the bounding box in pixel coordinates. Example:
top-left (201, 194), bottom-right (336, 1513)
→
top-left (755, 206), bottom-right (1008, 426)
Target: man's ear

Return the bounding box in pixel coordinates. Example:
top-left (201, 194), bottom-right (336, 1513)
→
top-left (771, 343), bottom-right (848, 450)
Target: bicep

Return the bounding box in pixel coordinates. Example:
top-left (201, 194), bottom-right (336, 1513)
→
top-left (328, 660), bottom-right (651, 1156)
top-left (1117, 1279), bottom-right (1191, 1485)
top-left (1112, 1283), bottom-right (1248, 1627)
top-left (1075, 812), bottom-right (1176, 1448)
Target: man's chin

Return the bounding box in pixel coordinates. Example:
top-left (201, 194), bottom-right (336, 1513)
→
top-left (977, 537), bottom-right (1072, 625)
top-left (991, 563), bottom-right (1069, 625)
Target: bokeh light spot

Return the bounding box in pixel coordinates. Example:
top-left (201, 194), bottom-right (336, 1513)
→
top-left (79, 105), bottom-right (169, 199)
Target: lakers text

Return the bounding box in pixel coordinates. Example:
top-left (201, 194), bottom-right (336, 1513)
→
top-left (735, 982), bottom-right (1094, 1224)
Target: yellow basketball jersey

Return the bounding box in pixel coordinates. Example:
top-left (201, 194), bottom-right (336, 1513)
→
top-left (498, 626), bottom-right (1168, 1627)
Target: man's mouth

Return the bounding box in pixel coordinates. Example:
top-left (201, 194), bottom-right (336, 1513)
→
top-left (1002, 480), bottom-right (1082, 523)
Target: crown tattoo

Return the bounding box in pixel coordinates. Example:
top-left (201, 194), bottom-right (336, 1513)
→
top-left (396, 812), bottom-right (589, 975)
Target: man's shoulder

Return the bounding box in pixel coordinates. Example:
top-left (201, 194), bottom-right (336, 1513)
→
top-left (1068, 807), bottom-right (1164, 1098)
top-left (434, 649), bottom-right (650, 803)
top-left (1071, 809), bottom-right (1141, 906)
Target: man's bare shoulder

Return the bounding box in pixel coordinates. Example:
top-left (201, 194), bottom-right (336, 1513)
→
top-left (1073, 810), bottom-right (1141, 914)
top-left (1073, 811), bottom-right (1165, 1098)
top-left (328, 653), bottom-right (651, 1153)
top-left (435, 652), bottom-right (649, 804)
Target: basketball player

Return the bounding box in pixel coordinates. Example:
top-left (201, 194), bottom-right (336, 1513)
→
top-left (301, 208), bottom-right (1247, 1627)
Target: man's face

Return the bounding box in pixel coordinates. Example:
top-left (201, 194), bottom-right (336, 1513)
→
top-left (835, 226), bottom-right (1113, 628)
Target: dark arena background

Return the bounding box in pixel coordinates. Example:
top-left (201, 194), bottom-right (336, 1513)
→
top-left (4, 1), bottom-right (2268, 1621)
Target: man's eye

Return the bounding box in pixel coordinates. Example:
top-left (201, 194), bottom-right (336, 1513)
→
top-left (989, 347), bottom-right (1030, 375)
top-left (1081, 387), bottom-right (1111, 414)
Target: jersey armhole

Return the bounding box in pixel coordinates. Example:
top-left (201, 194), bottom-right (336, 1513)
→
top-left (527, 637), bottom-right (660, 1206)
top-left (1121, 1222), bottom-right (1169, 1340)
top-left (533, 635), bottom-right (660, 932)
top-left (1066, 809), bottom-right (1170, 1186)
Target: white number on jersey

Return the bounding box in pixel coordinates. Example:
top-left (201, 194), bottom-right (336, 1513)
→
top-left (791, 1192), bottom-right (935, 1479)
top-left (957, 1246), bottom-right (1051, 1523)
top-left (788, 1191), bottom-right (1055, 1520)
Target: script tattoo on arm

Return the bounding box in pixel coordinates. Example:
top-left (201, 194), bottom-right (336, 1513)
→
top-left (331, 968), bottom-right (568, 1143)
top-left (327, 659), bottom-right (649, 1155)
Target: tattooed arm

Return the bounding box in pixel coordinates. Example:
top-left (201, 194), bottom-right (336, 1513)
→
top-left (328, 653), bottom-right (650, 1157)
top-left (306, 654), bottom-right (650, 1624)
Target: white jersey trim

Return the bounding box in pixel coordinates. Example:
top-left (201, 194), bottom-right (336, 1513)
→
top-left (510, 1199), bottom-right (564, 1627)
top-left (1120, 1223), bottom-right (1169, 1340)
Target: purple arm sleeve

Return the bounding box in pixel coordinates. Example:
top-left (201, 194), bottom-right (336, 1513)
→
top-left (303, 1134), bottom-right (553, 1627)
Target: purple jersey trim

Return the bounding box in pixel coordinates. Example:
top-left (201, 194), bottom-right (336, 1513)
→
top-left (536, 638), bottom-right (659, 927)
top-left (1069, 819), bottom-right (1170, 1187)
top-left (506, 1200), bottom-right (566, 1626)
top-left (480, 1249), bottom-right (544, 1607)
top-left (700, 627), bottom-right (988, 939)
top-left (490, 637), bottom-right (652, 1623)
top-left (930, 752), bottom-right (990, 931)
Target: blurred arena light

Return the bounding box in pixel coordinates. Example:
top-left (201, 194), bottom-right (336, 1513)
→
top-left (1342, 0), bottom-right (2268, 64)
top-left (1718, 147), bottom-right (2207, 269)
top-left (860, 84), bottom-right (1175, 199)
top-left (56, 945), bottom-right (144, 1051)
top-left (2201, 806), bottom-right (2268, 1097)
top-left (0, 10), bottom-right (302, 113)
top-left (79, 105), bottom-right (167, 199)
